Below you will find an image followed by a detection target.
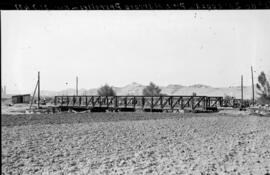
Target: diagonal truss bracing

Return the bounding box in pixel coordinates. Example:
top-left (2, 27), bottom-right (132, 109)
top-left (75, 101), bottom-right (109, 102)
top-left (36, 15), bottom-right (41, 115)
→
top-left (54, 95), bottom-right (228, 111)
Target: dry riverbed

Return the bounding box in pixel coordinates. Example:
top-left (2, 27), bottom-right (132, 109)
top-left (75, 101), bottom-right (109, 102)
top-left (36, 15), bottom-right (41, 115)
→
top-left (2, 112), bottom-right (270, 174)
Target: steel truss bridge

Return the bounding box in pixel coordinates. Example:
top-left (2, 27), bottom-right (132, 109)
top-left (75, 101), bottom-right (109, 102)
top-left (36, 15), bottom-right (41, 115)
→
top-left (54, 95), bottom-right (250, 112)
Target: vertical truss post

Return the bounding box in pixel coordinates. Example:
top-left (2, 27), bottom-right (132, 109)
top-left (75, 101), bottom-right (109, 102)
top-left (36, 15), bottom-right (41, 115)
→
top-left (160, 96), bottom-right (163, 110)
top-left (67, 96), bottom-right (69, 106)
top-left (61, 96), bottom-right (63, 106)
top-left (114, 96), bottom-right (118, 109)
top-left (151, 96), bottom-right (153, 112)
top-left (91, 96), bottom-right (95, 107)
top-left (170, 97), bottom-right (173, 111)
top-left (205, 97), bottom-right (207, 108)
top-left (133, 96), bottom-right (136, 109)
top-left (191, 96), bottom-right (194, 111)
top-left (181, 97), bottom-right (184, 110)
top-left (98, 96), bottom-right (102, 107)
top-left (124, 97), bottom-right (127, 108)
top-left (54, 96), bottom-right (57, 106)
top-left (75, 96), bottom-right (77, 106)
top-left (142, 97), bottom-right (145, 110)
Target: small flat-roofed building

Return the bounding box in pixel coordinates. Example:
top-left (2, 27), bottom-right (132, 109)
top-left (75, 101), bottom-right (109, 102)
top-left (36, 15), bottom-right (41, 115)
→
top-left (12, 94), bottom-right (31, 104)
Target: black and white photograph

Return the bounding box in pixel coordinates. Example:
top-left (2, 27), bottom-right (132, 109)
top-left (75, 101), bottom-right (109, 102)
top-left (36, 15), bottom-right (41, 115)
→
top-left (1, 10), bottom-right (270, 174)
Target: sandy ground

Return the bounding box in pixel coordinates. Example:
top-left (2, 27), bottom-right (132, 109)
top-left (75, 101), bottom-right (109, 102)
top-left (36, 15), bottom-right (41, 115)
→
top-left (1, 103), bottom-right (30, 115)
top-left (1, 102), bottom-right (54, 115)
top-left (2, 112), bottom-right (270, 175)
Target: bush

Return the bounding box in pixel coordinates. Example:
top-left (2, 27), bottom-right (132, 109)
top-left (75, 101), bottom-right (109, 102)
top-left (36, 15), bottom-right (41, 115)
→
top-left (256, 71), bottom-right (270, 104)
top-left (142, 82), bottom-right (162, 96)
top-left (224, 95), bottom-right (235, 101)
top-left (97, 84), bottom-right (116, 96)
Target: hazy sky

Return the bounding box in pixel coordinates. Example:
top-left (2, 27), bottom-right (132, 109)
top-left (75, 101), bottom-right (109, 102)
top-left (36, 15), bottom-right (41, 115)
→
top-left (2, 11), bottom-right (270, 94)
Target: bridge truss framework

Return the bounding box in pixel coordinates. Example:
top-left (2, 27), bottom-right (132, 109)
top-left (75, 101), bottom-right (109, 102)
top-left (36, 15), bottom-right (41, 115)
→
top-left (53, 95), bottom-right (248, 112)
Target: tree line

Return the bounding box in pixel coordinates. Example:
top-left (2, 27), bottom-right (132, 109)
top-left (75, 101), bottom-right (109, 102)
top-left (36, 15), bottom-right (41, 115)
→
top-left (97, 82), bottom-right (164, 97)
top-left (97, 71), bottom-right (270, 105)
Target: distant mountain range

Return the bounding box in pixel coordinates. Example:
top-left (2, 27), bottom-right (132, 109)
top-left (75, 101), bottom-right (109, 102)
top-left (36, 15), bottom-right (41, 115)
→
top-left (39, 82), bottom-right (254, 99)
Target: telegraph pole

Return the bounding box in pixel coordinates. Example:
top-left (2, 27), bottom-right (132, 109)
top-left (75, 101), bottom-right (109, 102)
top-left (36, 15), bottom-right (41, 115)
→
top-left (251, 66), bottom-right (255, 106)
top-left (0, 10), bottom-right (1, 55)
top-left (76, 76), bottom-right (78, 96)
top-left (38, 71), bottom-right (40, 108)
top-left (241, 75), bottom-right (243, 108)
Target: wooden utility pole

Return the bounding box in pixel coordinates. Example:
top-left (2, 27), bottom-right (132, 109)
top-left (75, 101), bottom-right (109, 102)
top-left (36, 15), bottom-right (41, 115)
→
top-left (38, 71), bottom-right (40, 108)
top-left (76, 76), bottom-right (78, 96)
top-left (30, 80), bottom-right (38, 109)
top-left (241, 75), bottom-right (243, 108)
top-left (0, 12), bottom-right (2, 83)
top-left (251, 66), bottom-right (255, 106)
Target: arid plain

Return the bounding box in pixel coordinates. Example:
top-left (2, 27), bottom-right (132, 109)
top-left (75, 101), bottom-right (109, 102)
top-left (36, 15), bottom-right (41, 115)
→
top-left (2, 112), bottom-right (270, 175)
